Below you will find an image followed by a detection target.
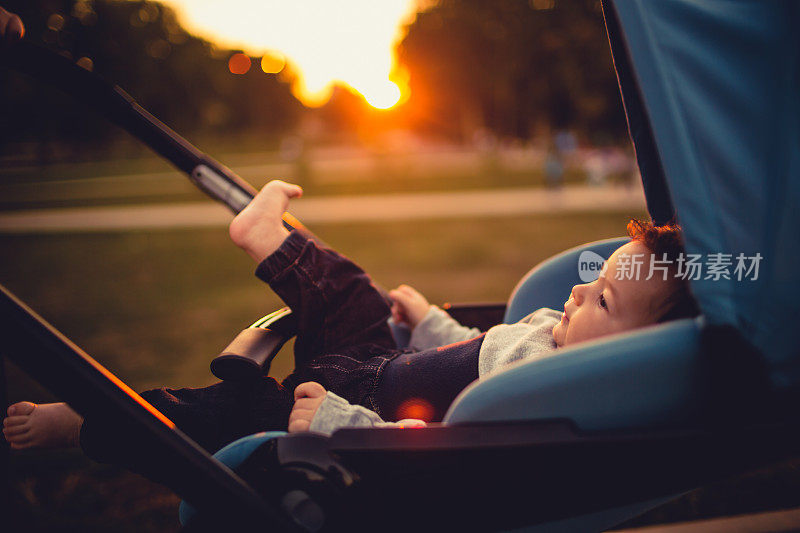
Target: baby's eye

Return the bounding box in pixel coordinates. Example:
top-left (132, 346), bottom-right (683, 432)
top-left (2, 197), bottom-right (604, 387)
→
top-left (598, 293), bottom-right (608, 310)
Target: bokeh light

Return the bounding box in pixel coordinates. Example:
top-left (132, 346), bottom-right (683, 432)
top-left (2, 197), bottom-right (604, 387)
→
top-left (76, 56), bottom-right (94, 72)
top-left (395, 398), bottom-right (434, 422)
top-left (72, 2), bottom-right (97, 26)
top-left (130, 5), bottom-right (160, 27)
top-left (46, 13), bottom-right (65, 31)
top-left (260, 52), bottom-right (286, 74)
top-left (228, 53), bottom-right (251, 75)
top-left (147, 39), bottom-right (172, 60)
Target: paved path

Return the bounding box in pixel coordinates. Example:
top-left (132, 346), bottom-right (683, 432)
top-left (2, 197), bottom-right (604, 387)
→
top-left (0, 185), bottom-right (645, 233)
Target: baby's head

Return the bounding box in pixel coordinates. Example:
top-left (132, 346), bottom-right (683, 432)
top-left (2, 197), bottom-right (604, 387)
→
top-left (552, 220), bottom-right (700, 347)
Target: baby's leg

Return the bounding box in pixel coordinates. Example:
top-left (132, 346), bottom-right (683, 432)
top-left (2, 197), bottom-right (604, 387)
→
top-left (231, 180), bottom-right (395, 369)
top-left (3, 378), bottom-right (293, 483)
top-left (2, 401), bottom-right (82, 450)
top-left (375, 334), bottom-right (484, 422)
top-left (259, 231), bottom-right (395, 370)
top-left (79, 377), bottom-right (294, 471)
top-left (286, 333), bottom-right (481, 419)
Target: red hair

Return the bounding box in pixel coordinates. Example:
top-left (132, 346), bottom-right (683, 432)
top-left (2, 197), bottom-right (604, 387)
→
top-left (626, 219), bottom-right (701, 322)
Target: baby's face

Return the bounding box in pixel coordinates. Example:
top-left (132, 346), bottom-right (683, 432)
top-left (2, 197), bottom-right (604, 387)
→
top-left (552, 241), bottom-right (677, 347)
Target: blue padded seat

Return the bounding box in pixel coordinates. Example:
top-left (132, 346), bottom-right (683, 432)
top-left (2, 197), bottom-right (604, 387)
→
top-left (179, 431), bottom-right (286, 526)
top-left (444, 318), bottom-right (703, 429)
top-left (446, 237), bottom-right (705, 430)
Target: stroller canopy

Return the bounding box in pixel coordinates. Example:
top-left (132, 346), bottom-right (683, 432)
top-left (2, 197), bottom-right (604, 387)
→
top-left (608, 0), bottom-right (800, 390)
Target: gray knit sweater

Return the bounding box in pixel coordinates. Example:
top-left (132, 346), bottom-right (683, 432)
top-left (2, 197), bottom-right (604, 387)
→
top-left (308, 306), bottom-right (561, 436)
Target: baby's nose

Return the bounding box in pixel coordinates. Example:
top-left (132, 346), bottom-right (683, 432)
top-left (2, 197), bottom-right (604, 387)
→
top-left (571, 284), bottom-right (587, 305)
top-left (568, 286), bottom-right (578, 305)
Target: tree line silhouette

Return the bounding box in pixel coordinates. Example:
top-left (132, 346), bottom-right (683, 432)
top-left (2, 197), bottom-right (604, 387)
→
top-left (0, 0), bottom-right (627, 163)
top-left (398, 0), bottom-right (627, 142)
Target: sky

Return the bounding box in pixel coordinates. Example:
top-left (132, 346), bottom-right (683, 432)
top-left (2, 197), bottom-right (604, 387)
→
top-left (158, 0), bottom-right (419, 109)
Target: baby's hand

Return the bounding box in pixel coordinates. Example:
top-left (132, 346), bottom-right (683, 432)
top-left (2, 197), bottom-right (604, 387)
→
top-left (389, 284), bottom-right (431, 329)
top-left (0, 7), bottom-right (25, 44)
top-left (288, 381), bottom-right (326, 433)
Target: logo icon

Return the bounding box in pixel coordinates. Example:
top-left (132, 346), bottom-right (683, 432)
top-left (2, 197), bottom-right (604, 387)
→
top-left (578, 251), bottom-right (607, 283)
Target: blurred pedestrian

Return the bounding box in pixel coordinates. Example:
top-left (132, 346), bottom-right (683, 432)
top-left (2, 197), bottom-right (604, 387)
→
top-left (544, 141), bottom-right (564, 188)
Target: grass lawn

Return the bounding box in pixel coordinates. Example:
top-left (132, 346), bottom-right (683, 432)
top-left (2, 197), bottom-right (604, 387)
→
top-left (2, 209), bottom-right (798, 530)
top-left (0, 211), bottom-right (645, 395)
top-left (0, 148), bottom-right (630, 211)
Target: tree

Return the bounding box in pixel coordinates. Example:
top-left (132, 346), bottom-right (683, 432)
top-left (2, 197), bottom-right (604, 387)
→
top-left (397, 0), bottom-right (627, 142)
top-left (0, 0), bottom-right (303, 161)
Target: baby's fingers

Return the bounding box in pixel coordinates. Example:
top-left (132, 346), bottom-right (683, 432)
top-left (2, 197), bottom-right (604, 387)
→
top-left (389, 292), bottom-right (410, 315)
top-left (397, 284), bottom-right (420, 297)
top-left (294, 381), bottom-right (325, 401)
top-left (389, 288), bottom-right (412, 306)
top-left (399, 285), bottom-right (429, 306)
top-left (288, 417), bottom-right (311, 433)
top-left (293, 397), bottom-right (321, 411)
top-left (391, 304), bottom-right (409, 326)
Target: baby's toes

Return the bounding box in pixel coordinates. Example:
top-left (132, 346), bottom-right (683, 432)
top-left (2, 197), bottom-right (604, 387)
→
top-left (4, 414), bottom-right (32, 426)
top-left (3, 422), bottom-right (30, 439)
top-left (10, 437), bottom-right (35, 450)
top-left (7, 401), bottom-right (35, 417)
top-left (3, 415), bottom-right (31, 428)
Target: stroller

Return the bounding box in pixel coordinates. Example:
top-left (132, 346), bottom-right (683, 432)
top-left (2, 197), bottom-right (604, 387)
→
top-left (1, 0), bottom-right (798, 530)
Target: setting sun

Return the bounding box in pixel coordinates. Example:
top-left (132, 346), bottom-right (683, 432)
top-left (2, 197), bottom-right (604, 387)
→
top-left (159, 0), bottom-right (416, 109)
top-left (361, 80), bottom-right (403, 109)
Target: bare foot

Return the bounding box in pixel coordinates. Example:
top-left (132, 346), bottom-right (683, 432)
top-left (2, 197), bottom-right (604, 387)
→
top-left (229, 180), bottom-right (303, 263)
top-left (2, 402), bottom-right (83, 450)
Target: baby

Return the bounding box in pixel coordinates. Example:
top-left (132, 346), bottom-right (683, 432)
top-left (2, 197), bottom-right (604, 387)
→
top-left (3, 180), bottom-right (699, 462)
top-left (288, 217), bottom-right (701, 434)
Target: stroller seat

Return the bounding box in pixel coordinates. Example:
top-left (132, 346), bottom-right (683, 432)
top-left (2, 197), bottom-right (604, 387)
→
top-left (179, 236), bottom-right (709, 529)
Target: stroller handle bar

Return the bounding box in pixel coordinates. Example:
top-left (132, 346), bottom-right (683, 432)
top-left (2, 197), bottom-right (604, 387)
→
top-left (1, 40), bottom-right (301, 229)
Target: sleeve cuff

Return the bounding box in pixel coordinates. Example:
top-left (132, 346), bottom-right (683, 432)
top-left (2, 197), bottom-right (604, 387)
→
top-left (410, 305), bottom-right (478, 350)
top-left (408, 306), bottom-right (444, 347)
top-left (308, 391), bottom-right (385, 436)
